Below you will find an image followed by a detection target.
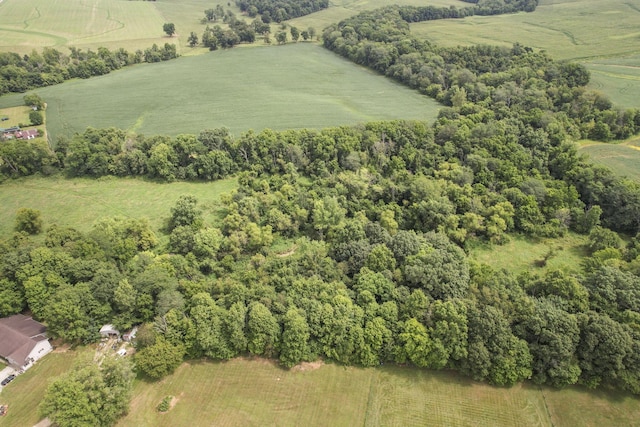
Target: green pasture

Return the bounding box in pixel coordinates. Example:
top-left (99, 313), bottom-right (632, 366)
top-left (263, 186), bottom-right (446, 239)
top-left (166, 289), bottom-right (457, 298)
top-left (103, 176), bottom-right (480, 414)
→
top-left (286, 0), bottom-right (460, 34)
top-left (0, 43), bottom-right (441, 141)
top-left (114, 358), bottom-right (640, 427)
top-left (578, 137), bottom-right (640, 182)
top-left (0, 176), bottom-right (237, 236)
top-left (410, 0), bottom-right (640, 110)
top-left (470, 233), bottom-right (589, 275)
top-left (0, 348), bottom-right (85, 427)
top-left (0, 0), bottom-right (168, 54)
top-left (586, 56), bottom-right (640, 110)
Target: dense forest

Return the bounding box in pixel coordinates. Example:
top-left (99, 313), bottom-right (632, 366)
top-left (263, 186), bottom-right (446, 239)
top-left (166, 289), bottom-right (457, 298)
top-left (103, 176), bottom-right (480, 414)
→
top-left (2, 0), bottom-right (640, 417)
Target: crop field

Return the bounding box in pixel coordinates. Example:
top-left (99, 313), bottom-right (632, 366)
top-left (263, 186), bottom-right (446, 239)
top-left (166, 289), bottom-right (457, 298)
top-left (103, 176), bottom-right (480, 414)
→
top-left (114, 358), bottom-right (640, 427)
top-left (579, 137), bottom-right (640, 182)
top-left (470, 232), bottom-right (589, 275)
top-left (0, 43), bottom-right (441, 141)
top-left (0, 0), bottom-right (169, 54)
top-left (410, 0), bottom-right (640, 109)
top-left (0, 176), bottom-right (237, 236)
top-left (286, 0), bottom-right (460, 34)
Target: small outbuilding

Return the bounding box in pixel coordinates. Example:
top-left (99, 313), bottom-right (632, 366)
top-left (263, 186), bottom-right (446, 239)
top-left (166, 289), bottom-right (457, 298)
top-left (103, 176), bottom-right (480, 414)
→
top-left (99, 324), bottom-right (120, 339)
top-left (122, 326), bottom-right (138, 342)
top-left (0, 314), bottom-right (52, 371)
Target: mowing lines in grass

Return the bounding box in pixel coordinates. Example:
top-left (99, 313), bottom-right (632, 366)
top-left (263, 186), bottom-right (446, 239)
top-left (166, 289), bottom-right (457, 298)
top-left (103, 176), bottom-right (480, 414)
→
top-left (579, 138), bottom-right (640, 182)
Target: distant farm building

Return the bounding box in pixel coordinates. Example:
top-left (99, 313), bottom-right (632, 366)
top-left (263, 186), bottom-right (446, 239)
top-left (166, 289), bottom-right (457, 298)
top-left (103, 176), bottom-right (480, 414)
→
top-left (122, 326), bottom-right (138, 342)
top-left (0, 127), bottom-right (39, 140)
top-left (0, 314), bottom-right (52, 371)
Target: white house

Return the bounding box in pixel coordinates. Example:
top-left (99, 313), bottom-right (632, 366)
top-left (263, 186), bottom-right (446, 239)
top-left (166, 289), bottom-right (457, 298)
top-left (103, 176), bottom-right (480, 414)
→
top-left (0, 314), bottom-right (52, 371)
top-left (99, 324), bottom-right (120, 339)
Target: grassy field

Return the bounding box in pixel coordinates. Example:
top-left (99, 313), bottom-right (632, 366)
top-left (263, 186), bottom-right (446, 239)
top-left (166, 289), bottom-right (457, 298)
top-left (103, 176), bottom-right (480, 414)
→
top-left (113, 358), bottom-right (640, 427)
top-left (286, 0), bottom-right (460, 34)
top-left (2, 354), bottom-right (639, 427)
top-left (0, 0), bottom-right (168, 54)
top-left (410, 0), bottom-right (640, 109)
top-left (0, 348), bottom-right (84, 427)
top-left (578, 137), bottom-right (640, 182)
top-left (470, 233), bottom-right (589, 275)
top-left (0, 176), bottom-right (237, 236)
top-left (0, 43), bottom-right (441, 141)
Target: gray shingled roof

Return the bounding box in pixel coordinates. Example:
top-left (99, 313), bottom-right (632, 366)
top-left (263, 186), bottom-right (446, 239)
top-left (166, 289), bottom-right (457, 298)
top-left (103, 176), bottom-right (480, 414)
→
top-left (0, 314), bottom-right (48, 367)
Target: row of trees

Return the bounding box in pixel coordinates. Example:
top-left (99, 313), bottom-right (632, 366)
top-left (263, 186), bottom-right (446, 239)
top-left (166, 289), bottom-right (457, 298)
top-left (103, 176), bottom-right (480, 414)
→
top-left (0, 43), bottom-right (178, 96)
top-left (235, 0), bottom-right (328, 23)
top-left (322, 5), bottom-right (640, 142)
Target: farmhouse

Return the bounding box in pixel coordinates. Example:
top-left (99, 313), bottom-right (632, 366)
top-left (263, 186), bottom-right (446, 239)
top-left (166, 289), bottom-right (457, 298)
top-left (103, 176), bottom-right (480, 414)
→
top-left (0, 314), bottom-right (52, 371)
top-left (0, 127), bottom-right (38, 140)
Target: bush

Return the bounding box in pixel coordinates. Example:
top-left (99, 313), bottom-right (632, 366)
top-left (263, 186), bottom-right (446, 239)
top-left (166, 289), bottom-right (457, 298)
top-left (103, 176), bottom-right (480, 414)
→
top-left (15, 208), bottom-right (43, 234)
top-left (29, 110), bottom-right (43, 126)
top-left (157, 396), bottom-right (173, 412)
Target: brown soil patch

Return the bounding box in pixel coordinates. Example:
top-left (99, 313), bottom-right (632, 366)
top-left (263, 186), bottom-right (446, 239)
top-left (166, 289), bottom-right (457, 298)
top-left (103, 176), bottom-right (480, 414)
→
top-left (169, 396), bottom-right (179, 410)
top-left (52, 343), bottom-right (71, 353)
top-left (291, 360), bottom-right (324, 372)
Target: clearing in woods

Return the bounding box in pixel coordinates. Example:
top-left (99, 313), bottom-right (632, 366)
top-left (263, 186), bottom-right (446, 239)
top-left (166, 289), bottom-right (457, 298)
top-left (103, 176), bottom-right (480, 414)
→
top-left (0, 176), bottom-right (237, 236)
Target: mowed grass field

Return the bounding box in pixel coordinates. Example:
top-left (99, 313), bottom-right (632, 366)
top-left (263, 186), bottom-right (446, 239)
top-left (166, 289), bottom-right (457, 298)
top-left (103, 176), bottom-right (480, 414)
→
top-left (113, 358), bottom-right (640, 427)
top-left (410, 0), bottom-right (640, 110)
top-left (578, 137), bottom-right (640, 182)
top-left (0, 176), bottom-right (237, 236)
top-left (0, 43), bottom-right (441, 141)
top-left (0, 348), bottom-right (85, 427)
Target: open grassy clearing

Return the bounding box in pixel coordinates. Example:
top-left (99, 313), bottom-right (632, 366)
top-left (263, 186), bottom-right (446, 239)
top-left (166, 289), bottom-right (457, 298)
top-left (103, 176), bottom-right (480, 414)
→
top-left (470, 233), bottom-right (589, 275)
top-left (578, 137), bottom-right (640, 182)
top-left (115, 358), bottom-right (640, 427)
top-left (410, 0), bottom-right (640, 110)
top-left (0, 43), bottom-right (441, 141)
top-left (0, 348), bottom-right (84, 427)
top-left (0, 176), bottom-right (237, 236)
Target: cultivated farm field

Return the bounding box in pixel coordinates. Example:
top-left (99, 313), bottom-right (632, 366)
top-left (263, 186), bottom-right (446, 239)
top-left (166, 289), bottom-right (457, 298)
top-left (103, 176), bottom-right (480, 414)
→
top-left (0, 43), bottom-right (442, 141)
top-left (578, 137), bottom-right (640, 183)
top-left (0, 0), bottom-right (168, 54)
top-left (409, 0), bottom-right (640, 109)
top-left (0, 176), bottom-right (237, 236)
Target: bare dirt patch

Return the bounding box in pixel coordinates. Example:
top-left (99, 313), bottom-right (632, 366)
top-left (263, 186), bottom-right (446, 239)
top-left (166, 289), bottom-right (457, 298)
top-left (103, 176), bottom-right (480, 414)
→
top-left (277, 245), bottom-right (298, 257)
top-left (291, 360), bottom-right (324, 372)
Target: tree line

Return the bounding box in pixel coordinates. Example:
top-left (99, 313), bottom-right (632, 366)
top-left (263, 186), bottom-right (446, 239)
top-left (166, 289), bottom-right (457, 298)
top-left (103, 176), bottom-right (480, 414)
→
top-left (2, 116), bottom-right (640, 394)
top-left (322, 5), bottom-right (639, 142)
top-left (0, 44), bottom-right (179, 96)
top-left (235, 0), bottom-right (329, 23)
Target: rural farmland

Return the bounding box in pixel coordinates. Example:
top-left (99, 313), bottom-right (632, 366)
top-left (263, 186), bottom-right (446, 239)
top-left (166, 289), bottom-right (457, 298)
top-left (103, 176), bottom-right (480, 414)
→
top-left (2, 0), bottom-right (640, 426)
top-left (0, 43), bottom-right (442, 141)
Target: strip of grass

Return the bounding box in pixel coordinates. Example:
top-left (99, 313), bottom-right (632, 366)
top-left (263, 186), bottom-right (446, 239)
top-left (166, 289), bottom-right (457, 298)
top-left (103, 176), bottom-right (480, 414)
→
top-left (578, 137), bottom-right (640, 182)
top-left (469, 233), bottom-right (589, 275)
top-left (0, 43), bottom-right (441, 141)
top-left (0, 176), bottom-right (237, 236)
top-left (0, 348), bottom-right (84, 427)
top-left (115, 358), bottom-right (640, 427)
